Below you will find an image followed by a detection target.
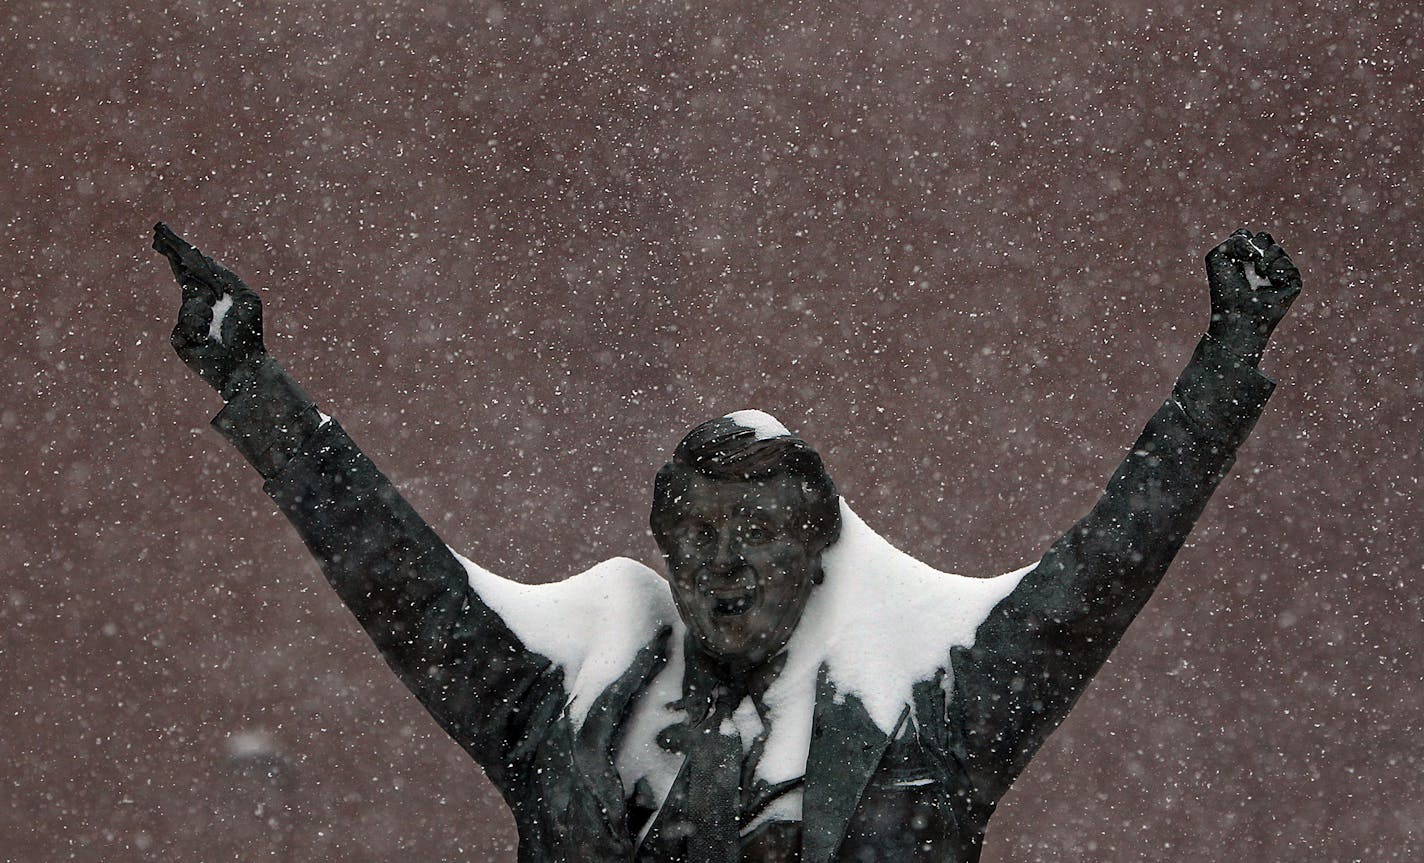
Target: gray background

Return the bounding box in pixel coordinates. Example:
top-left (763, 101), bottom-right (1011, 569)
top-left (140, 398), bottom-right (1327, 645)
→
top-left (3, 0), bottom-right (1420, 859)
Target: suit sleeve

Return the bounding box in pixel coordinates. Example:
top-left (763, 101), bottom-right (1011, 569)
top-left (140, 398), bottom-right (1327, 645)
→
top-left (214, 382), bottom-right (561, 787)
top-left (947, 334), bottom-right (1275, 810)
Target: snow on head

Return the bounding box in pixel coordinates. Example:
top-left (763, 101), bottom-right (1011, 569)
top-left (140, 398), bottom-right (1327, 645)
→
top-left (723, 409), bottom-right (792, 441)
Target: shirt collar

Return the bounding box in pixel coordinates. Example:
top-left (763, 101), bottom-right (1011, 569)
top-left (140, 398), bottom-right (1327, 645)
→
top-left (678, 638), bottom-right (787, 722)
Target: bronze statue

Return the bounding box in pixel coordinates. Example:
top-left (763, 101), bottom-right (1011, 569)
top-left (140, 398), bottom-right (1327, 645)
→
top-left (154, 223), bottom-right (1300, 862)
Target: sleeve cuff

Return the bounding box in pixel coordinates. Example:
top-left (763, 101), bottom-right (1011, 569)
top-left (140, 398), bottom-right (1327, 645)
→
top-left (212, 356), bottom-right (323, 479)
top-left (1171, 334), bottom-right (1276, 450)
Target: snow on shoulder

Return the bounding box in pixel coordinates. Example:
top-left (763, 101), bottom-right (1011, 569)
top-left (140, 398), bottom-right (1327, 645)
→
top-left (752, 502), bottom-right (1033, 785)
top-left (453, 553), bottom-right (678, 727)
top-left (452, 499), bottom-right (1033, 793)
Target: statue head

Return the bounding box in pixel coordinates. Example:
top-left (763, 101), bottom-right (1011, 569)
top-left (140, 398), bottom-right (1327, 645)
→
top-left (650, 410), bottom-right (841, 676)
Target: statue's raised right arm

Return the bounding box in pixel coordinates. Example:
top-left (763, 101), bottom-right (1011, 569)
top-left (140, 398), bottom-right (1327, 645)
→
top-left (153, 224), bottom-right (559, 787)
top-left (946, 229), bottom-right (1301, 833)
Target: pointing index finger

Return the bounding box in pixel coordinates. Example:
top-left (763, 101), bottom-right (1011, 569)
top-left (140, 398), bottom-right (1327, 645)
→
top-left (153, 223), bottom-right (242, 305)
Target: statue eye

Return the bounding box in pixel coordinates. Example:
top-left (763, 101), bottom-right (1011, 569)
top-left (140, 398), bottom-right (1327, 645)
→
top-left (742, 522), bottom-right (773, 545)
top-left (681, 523), bottom-right (715, 548)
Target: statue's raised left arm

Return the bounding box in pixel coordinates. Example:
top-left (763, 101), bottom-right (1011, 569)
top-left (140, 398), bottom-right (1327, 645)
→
top-left (947, 229), bottom-right (1301, 822)
top-left (152, 224), bottom-right (559, 788)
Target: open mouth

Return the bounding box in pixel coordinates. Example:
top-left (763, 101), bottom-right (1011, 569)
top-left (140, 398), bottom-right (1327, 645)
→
top-left (713, 592), bottom-right (755, 616)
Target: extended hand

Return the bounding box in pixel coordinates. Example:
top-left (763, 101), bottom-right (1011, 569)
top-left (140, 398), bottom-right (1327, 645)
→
top-left (153, 223), bottom-right (266, 397)
top-left (1205, 228), bottom-right (1302, 365)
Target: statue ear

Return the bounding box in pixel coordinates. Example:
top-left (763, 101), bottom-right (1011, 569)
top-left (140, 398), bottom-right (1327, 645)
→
top-left (811, 558), bottom-right (826, 586)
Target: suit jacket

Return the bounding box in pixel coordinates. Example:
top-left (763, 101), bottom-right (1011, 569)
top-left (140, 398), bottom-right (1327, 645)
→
top-left (220, 334), bottom-right (1274, 862)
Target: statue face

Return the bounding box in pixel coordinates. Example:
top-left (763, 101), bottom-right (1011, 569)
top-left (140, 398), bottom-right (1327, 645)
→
top-left (656, 471), bottom-right (820, 673)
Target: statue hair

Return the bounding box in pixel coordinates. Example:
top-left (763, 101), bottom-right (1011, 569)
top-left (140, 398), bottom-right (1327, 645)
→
top-left (650, 414), bottom-right (842, 553)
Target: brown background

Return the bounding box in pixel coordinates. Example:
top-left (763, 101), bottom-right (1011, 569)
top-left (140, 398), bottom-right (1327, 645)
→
top-left (2, 0), bottom-right (1420, 860)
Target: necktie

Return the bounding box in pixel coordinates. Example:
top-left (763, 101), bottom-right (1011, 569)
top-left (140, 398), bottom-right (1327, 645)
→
top-left (685, 685), bottom-right (743, 863)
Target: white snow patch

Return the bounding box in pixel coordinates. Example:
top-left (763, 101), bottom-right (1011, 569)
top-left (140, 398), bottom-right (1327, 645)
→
top-left (208, 293), bottom-right (233, 343)
top-left (1243, 239), bottom-right (1272, 289)
top-left (1243, 263), bottom-right (1272, 290)
top-left (724, 409), bottom-right (791, 440)
top-left (744, 788), bottom-right (803, 835)
top-left (224, 730), bottom-right (276, 758)
top-left (619, 631), bottom-right (687, 819)
top-left (731, 696), bottom-right (763, 754)
top-left (453, 553), bottom-right (679, 727)
top-left (751, 502), bottom-right (1032, 785)
top-left (452, 501), bottom-right (1032, 806)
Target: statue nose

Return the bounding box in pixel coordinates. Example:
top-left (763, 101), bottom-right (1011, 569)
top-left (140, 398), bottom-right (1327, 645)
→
top-left (706, 531), bottom-right (744, 577)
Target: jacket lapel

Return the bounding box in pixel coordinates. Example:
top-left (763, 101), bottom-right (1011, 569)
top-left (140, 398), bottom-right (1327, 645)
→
top-left (802, 665), bottom-right (901, 863)
top-left (569, 625), bottom-right (673, 852)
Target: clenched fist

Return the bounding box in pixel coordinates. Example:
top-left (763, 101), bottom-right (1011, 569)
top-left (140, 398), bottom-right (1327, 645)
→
top-left (1205, 228), bottom-right (1302, 366)
top-left (154, 223), bottom-right (266, 398)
